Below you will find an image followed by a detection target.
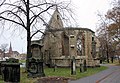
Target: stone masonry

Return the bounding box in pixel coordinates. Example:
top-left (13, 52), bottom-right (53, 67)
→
top-left (32, 8), bottom-right (100, 67)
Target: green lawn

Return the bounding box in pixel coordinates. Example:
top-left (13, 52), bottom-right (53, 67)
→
top-left (45, 66), bottom-right (107, 79)
top-left (0, 66), bottom-right (108, 83)
top-left (19, 60), bottom-right (26, 63)
top-left (110, 60), bottom-right (120, 66)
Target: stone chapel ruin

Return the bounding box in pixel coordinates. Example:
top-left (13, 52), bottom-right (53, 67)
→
top-left (31, 8), bottom-right (100, 67)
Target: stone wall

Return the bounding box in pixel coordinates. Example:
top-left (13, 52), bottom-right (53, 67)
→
top-left (31, 8), bottom-right (100, 67)
top-left (41, 28), bottom-right (97, 67)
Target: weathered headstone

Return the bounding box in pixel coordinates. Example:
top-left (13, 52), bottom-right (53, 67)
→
top-left (0, 61), bottom-right (6, 76)
top-left (0, 58), bottom-right (20, 82)
top-left (53, 64), bottom-right (57, 72)
top-left (83, 60), bottom-right (87, 71)
top-left (28, 58), bottom-right (45, 77)
top-left (28, 44), bottom-right (45, 77)
top-left (2, 63), bottom-right (20, 83)
top-left (71, 56), bottom-right (76, 75)
top-left (6, 58), bottom-right (19, 63)
top-left (80, 63), bottom-right (84, 73)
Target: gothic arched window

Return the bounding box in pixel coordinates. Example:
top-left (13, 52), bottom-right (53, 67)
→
top-left (57, 15), bottom-right (59, 20)
top-left (77, 36), bottom-right (82, 56)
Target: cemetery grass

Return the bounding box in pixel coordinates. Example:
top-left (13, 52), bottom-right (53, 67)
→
top-left (21, 66), bottom-right (107, 82)
top-left (44, 66), bottom-right (108, 80)
top-left (0, 66), bottom-right (107, 83)
top-left (19, 60), bottom-right (26, 63)
top-left (109, 60), bottom-right (120, 66)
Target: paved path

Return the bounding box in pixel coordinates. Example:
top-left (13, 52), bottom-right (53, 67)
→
top-left (68, 64), bottom-right (120, 83)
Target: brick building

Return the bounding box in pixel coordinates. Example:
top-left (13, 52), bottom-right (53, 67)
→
top-left (0, 43), bottom-right (20, 59)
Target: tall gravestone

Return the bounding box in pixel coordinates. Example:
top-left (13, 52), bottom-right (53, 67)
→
top-left (71, 56), bottom-right (76, 75)
top-left (28, 44), bottom-right (45, 77)
top-left (83, 60), bottom-right (87, 71)
top-left (80, 63), bottom-right (84, 72)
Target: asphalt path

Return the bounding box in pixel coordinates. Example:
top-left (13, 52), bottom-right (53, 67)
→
top-left (68, 64), bottom-right (120, 83)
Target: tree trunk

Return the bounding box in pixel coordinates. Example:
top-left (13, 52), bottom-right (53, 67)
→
top-left (26, 0), bottom-right (31, 71)
top-left (106, 43), bottom-right (109, 63)
top-left (106, 50), bottom-right (109, 63)
top-left (118, 56), bottom-right (120, 64)
top-left (26, 29), bottom-right (31, 71)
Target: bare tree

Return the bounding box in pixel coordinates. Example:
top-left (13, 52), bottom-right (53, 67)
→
top-left (105, 1), bottom-right (120, 56)
top-left (97, 13), bottom-right (111, 63)
top-left (0, 0), bottom-right (74, 70)
top-left (0, 43), bottom-right (8, 58)
top-left (97, 0), bottom-right (120, 63)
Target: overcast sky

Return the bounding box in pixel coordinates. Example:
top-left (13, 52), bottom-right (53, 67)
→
top-left (0, 0), bottom-right (112, 53)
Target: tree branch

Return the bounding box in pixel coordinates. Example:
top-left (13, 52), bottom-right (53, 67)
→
top-left (30, 3), bottom-right (52, 9)
top-left (30, 5), bottom-right (55, 26)
top-left (0, 10), bottom-right (26, 28)
top-left (31, 30), bottom-right (45, 39)
top-left (0, 16), bottom-right (27, 30)
top-left (21, 0), bottom-right (26, 6)
top-left (4, 3), bottom-right (27, 15)
top-left (0, 0), bottom-right (6, 7)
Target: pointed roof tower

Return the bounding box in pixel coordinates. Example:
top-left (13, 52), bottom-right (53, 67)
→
top-left (48, 7), bottom-right (63, 29)
top-left (9, 42), bottom-right (13, 54)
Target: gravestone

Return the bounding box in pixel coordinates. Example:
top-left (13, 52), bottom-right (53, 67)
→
top-left (1, 58), bottom-right (20, 83)
top-left (28, 44), bottom-right (45, 77)
top-left (71, 56), bottom-right (76, 75)
top-left (80, 63), bottom-right (84, 73)
top-left (0, 61), bottom-right (6, 76)
top-left (31, 44), bottom-right (43, 59)
top-left (83, 60), bottom-right (87, 71)
top-left (28, 58), bottom-right (45, 77)
top-left (2, 63), bottom-right (20, 82)
top-left (53, 64), bottom-right (57, 72)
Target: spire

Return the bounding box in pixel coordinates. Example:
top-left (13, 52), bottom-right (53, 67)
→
top-left (9, 42), bottom-right (13, 54)
top-left (48, 7), bottom-right (63, 29)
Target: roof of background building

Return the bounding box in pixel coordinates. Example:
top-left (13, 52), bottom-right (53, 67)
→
top-left (13, 51), bottom-right (19, 55)
top-left (0, 49), bottom-right (2, 53)
top-left (45, 27), bottom-right (95, 33)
